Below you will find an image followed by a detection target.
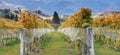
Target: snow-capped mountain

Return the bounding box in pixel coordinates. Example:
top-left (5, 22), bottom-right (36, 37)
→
top-left (0, 1), bottom-right (52, 20)
top-left (0, 1), bottom-right (26, 10)
top-left (24, 10), bottom-right (52, 20)
top-left (92, 10), bottom-right (120, 18)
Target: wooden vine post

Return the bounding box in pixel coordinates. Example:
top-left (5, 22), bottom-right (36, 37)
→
top-left (20, 29), bottom-right (25, 55)
top-left (86, 27), bottom-right (94, 55)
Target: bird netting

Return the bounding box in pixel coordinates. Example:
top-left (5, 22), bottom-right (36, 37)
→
top-left (93, 27), bottom-right (120, 41)
top-left (21, 28), bottom-right (53, 55)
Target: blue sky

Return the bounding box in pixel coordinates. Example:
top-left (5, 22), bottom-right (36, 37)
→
top-left (1, 0), bottom-right (120, 15)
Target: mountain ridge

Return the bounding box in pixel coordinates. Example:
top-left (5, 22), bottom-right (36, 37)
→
top-left (92, 10), bottom-right (120, 18)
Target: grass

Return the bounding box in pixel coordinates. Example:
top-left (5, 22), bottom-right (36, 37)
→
top-left (95, 41), bottom-right (120, 55)
top-left (0, 32), bottom-right (120, 55)
top-left (0, 44), bottom-right (20, 55)
top-left (41, 32), bottom-right (75, 55)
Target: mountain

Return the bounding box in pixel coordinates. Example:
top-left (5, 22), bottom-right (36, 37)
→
top-left (0, 9), bottom-right (52, 21)
top-left (0, 1), bottom-right (26, 10)
top-left (3, 0), bottom-right (120, 15)
top-left (92, 10), bottom-right (120, 18)
top-left (25, 10), bottom-right (52, 20)
top-left (0, 1), bottom-right (27, 21)
top-left (0, 1), bottom-right (52, 21)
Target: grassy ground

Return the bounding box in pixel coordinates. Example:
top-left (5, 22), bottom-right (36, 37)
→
top-left (95, 42), bottom-right (120, 55)
top-left (0, 44), bottom-right (20, 55)
top-left (41, 32), bottom-right (75, 55)
top-left (0, 32), bottom-right (120, 55)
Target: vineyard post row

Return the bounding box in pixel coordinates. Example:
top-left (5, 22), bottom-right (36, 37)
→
top-left (59, 27), bottom-right (94, 55)
top-left (20, 28), bottom-right (54, 55)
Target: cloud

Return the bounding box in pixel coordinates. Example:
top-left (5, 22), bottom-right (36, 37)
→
top-left (33, 0), bottom-right (40, 2)
top-left (65, 5), bottom-right (78, 11)
top-left (0, 1), bottom-right (25, 9)
top-left (33, 0), bottom-right (75, 4)
top-left (36, 7), bottom-right (46, 12)
top-left (64, 0), bottom-right (76, 2)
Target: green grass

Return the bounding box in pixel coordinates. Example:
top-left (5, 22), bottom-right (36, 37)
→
top-left (95, 42), bottom-right (120, 55)
top-left (0, 44), bottom-right (20, 55)
top-left (1, 32), bottom-right (120, 55)
top-left (41, 32), bottom-right (75, 55)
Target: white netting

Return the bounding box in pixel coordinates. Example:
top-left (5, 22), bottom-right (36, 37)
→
top-left (93, 27), bottom-right (120, 41)
top-left (0, 29), bottom-right (20, 39)
top-left (23, 28), bottom-right (54, 43)
top-left (0, 29), bottom-right (20, 48)
top-left (22, 28), bottom-right (54, 55)
top-left (59, 27), bottom-right (88, 45)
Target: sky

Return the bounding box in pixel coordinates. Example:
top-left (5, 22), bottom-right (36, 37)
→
top-left (1, 0), bottom-right (120, 15)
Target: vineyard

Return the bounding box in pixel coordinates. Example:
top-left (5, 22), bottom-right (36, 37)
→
top-left (0, 8), bottom-right (120, 55)
top-left (58, 8), bottom-right (120, 55)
